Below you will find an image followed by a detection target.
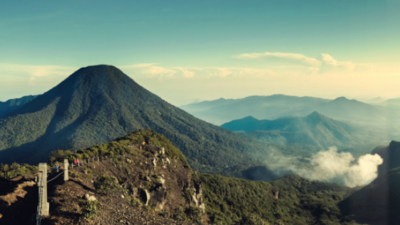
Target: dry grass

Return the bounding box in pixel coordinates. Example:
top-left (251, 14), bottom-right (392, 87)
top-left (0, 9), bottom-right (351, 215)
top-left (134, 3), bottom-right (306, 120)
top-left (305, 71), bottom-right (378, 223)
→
top-left (0, 181), bottom-right (36, 206)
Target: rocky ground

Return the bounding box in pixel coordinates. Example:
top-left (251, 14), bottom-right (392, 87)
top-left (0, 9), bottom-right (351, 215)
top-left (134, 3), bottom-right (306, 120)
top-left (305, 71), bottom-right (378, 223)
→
top-left (0, 132), bottom-right (207, 225)
top-left (42, 176), bottom-right (190, 225)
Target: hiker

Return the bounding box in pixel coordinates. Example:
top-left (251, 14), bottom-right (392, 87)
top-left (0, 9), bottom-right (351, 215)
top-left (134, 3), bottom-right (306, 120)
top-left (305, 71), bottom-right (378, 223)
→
top-left (60, 165), bottom-right (64, 170)
top-left (76, 158), bottom-right (80, 166)
top-left (55, 162), bottom-right (60, 173)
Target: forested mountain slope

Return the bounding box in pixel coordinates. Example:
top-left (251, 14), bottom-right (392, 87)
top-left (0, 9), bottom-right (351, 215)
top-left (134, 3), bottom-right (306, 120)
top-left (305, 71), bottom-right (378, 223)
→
top-left (0, 95), bottom-right (37, 118)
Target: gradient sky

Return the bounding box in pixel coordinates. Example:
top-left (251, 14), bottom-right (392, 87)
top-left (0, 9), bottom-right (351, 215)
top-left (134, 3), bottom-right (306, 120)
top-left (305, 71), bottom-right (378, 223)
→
top-left (1, 0), bottom-right (399, 106)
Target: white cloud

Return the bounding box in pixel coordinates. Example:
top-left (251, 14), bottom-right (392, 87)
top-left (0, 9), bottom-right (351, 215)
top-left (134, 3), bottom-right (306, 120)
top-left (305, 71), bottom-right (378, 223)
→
top-left (298, 147), bottom-right (383, 187)
top-left (234, 52), bottom-right (373, 74)
top-left (142, 66), bottom-right (176, 79)
top-left (120, 63), bottom-right (156, 68)
top-left (174, 67), bottom-right (197, 78)
top-left (121, 63), bottom-right (275, 80)
top-left (0, 63), bottom-right (75, 77)
top-left (319, 53), bottom-right (373, 72)
top-left (234, 52), bottom-right (321, 66)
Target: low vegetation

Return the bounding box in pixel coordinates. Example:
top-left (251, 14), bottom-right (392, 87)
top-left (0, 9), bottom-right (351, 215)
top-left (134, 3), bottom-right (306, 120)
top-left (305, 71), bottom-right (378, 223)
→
top-left (198, 173), bottom-right (360, 225)
top-left (79, 199), bottom-right (98, 220)
top-left (0, 163), bottom-right (38, 179)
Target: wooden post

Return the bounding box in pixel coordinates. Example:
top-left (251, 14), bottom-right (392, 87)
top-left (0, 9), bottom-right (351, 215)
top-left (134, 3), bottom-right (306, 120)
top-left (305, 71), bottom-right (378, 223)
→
top-left (64, 159), bottom-right (69, 181)
top-left (38, 163), bottom-right (49, 216)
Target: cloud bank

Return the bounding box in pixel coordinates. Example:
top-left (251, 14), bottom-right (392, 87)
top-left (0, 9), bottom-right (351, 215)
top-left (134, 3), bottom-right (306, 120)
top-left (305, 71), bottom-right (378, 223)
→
top-left (298, 147), bottom-right (383, 187)
top-left (262, 146), bottom-right (383, 187)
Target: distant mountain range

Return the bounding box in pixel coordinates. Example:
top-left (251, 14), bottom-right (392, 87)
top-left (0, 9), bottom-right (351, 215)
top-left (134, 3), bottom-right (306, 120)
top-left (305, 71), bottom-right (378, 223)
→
top-left (0, 65), bottom-right (300, 180)
top-left (0, 95), bottom-right (37, 118)
top-left (180, 95), bottom-right (400, 126)
top-left (221, 111), bottom-right (390, 150)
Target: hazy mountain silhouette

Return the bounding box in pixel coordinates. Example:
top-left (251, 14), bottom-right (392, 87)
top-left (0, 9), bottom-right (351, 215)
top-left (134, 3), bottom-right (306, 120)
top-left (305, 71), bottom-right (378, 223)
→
top-left (181, 95), bottom-right (397, 126)
top-left (180, 95), bottom-right (329, 125)
top-left (0, 65), bottom-right (282, 178)
top-left (384, 97), bottom-right (400, 105)
top-left (0, 95), bottom-right (37, 118)
top-left (221, 111), bottom-right (383, 149)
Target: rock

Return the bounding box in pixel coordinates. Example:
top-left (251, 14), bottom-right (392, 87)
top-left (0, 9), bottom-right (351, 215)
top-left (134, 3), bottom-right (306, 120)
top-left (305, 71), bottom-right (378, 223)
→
top-left (126, 158), bottom-right (132, 164)
top-left (85, 193), bottom-right (97, 202)
top-left (191, 183), bottom-right (205, 213)
top-left (121, 195), bottom-right (125, 199)
top-left (159, 177), bottom-right (165, 185)
top-left (162, 158), bottom-right (171, 165)
top-left (160, 147), bottom-right (165, 156)
top-left (131, 187), bottom-right (138, 197)
top-left (139, 189), bottom-right (151, 206)
top-left (274, 190), bottom-right (279, 199)
top-left (152, 157), bottom-right (157, 168)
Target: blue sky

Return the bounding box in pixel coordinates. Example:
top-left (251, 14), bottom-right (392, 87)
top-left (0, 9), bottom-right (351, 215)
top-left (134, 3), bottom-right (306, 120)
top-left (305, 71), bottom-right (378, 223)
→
top-left (1, 0), bottom-right (399, 105)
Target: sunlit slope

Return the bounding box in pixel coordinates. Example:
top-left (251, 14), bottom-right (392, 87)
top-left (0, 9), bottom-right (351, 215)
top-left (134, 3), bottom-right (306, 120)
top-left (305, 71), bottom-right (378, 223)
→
top-left (0, 65), bottom-right (296, 178)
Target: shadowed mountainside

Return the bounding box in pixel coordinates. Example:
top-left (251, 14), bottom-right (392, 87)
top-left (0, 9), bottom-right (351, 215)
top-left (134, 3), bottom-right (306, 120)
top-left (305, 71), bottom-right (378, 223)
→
top-left (339, 141), bottom-right (400, 225)
top-left (0, 95), bottom-right (37, 118)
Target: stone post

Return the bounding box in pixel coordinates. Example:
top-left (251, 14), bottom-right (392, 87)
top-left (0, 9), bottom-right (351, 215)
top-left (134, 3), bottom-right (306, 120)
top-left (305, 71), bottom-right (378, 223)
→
top-left (64, 159), bottom-right (69, 181)
top-left (38, 163), bottom-right (49, 216)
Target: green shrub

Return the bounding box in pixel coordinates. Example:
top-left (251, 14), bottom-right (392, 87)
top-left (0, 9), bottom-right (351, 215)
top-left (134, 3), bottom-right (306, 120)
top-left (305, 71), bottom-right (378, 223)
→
top-left (0, 163), bottom-right (38, 179)
top-left (184, 188), bottom-right (194, 204)
top-left (129, 197), bottom-right (142, 207)
top-left (79, 200), bottom-right (98, 220)
top-left (185, 206), bottom-right (204, 224)
top-left (174, 206), bottom-right (186, 221)
top-left (94, 175), bottom-right (119, 194)
top-left (158, 210), bottom-right (169, 217)
top-left (70, 170), bottom-right (80, 178)
top-left (143, 205), bottom-right (154, 212)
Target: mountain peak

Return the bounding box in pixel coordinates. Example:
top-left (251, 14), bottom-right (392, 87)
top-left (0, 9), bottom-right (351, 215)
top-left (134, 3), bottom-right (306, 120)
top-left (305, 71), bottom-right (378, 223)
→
top-left (71, 64), bottom-right (130, 83)
top-left (334, 96), bottom-right (348, 101)
top-left (306, 111), bottom-right (323, 120)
